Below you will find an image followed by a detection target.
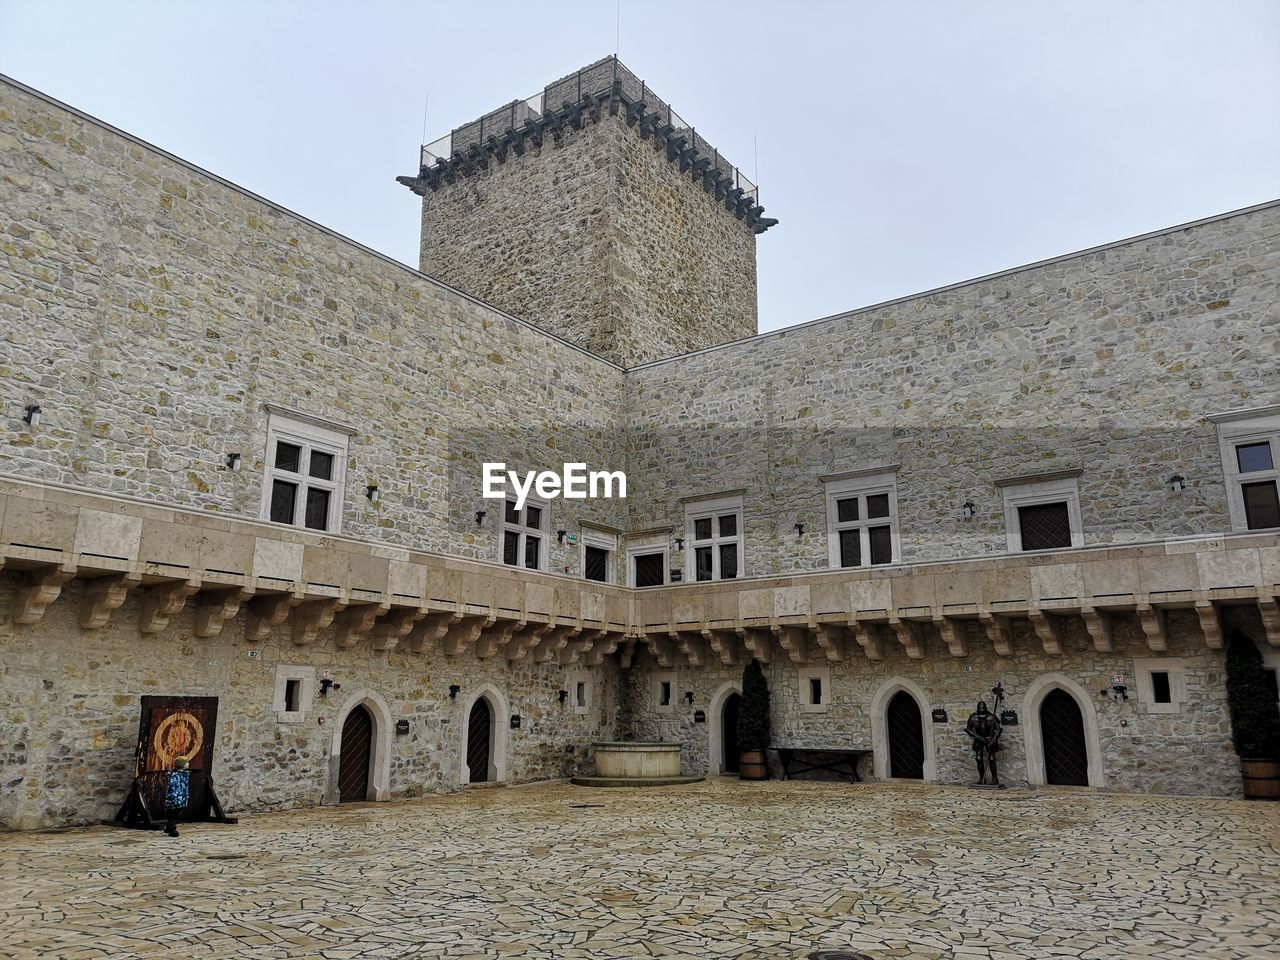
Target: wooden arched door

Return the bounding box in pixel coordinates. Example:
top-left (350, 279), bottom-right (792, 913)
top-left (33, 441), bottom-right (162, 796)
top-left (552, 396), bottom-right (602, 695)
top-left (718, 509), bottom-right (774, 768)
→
top-left (467, 698), bottom-right (493, 783)
top-left (337, 704), bottom-right (373, 803)
top-left (1040, 689), bottom-right (1089, 785)
top-left (886, 690), bottom-right (925, 779)
top-left (722, 693), bottom-right (741, 774)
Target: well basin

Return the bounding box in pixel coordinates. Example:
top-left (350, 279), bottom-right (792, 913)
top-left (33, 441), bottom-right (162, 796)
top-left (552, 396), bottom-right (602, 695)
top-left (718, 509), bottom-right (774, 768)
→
top-left (591, 741), bottom-right (682, 779)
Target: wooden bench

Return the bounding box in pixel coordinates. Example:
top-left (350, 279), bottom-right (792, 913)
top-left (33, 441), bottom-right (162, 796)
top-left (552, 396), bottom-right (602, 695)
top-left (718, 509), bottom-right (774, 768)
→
top-left (773, 747), bottom-right (872, 783)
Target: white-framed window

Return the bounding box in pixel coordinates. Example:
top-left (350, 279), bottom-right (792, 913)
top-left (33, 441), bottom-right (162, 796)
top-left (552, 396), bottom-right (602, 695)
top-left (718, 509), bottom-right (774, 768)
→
top-left (684, 495), bottom-right (743, 582)
top-left (271, 665), bottom-right (316, 723)
top-left (799, 666), bottom-right (831, 714)
top-left (581, 528), bottom-right (618, 584)
top-left (1131, 658), bottom-right (1187, 715)
top-left (501, 496), bottom-right (548, 571)
top-left (824, 470), bottom-right (900, 568)
top-left (999, 474), bottom-right (1084, 552)
top-left (1213, 409), bottom-right (1280, 531)
top-left (568, 670), bottom-right (592, 715)
top-left (260, 412), bottom-right (349, 533)
top-left (625, 532), bottom-right (669, 587)
top-left (652, 671), bottom-right (676, 714)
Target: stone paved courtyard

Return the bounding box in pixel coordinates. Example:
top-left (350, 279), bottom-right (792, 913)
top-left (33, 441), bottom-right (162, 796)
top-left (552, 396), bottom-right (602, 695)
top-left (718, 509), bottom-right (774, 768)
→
top-left (1, 778), bottom-right (1277, 959)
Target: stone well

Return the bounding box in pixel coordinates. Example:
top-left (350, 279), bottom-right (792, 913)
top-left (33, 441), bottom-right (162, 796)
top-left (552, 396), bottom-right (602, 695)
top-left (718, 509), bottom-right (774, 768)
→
top-left (571, 742), bottom-right (704, 788)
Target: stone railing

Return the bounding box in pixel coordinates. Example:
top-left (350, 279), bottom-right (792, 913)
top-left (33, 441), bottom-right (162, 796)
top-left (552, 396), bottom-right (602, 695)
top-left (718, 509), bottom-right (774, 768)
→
top-left (2, 475), bottom-right (1277, 667)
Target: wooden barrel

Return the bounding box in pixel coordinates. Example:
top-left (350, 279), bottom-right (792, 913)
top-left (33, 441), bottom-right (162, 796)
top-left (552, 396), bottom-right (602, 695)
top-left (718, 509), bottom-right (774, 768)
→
top-left (1241, 759), bottom-right (1280, 800)
top-left (739, 750), bottom-right (768, 781)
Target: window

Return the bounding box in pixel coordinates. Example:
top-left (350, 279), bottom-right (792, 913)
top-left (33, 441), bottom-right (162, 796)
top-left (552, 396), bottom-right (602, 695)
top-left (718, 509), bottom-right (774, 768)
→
top-left (1132, 659), bottom-right (1186, 715)
top-left (799, 666), bottom-right (831, 714)
top-left (625, 533), bottom-right (669, 587)
top-left (581, 528), bottom-right (618, 584)
top-left (271, 665), bottom-right (316, 723)
top-left (660, 681), bottom-right (672, 706)
top-left (501, 496), bottom-right (547, 571)
top-left (260, 413), bottom-right (350, 533)
top-left (824, 470), bottom-right (899, 568)
top-left (1213, 410), bottom-right (1280, 531)
top-left (653, 672), bottom-right (676, 714)
top-left (999, 474), bottom-right (1083, 552)
top-left (568, 671), bottom-right (592, 715)
top-left (684, 495), bottom-right (744, 582)
top-left (576, 682), bottom-right (587, 707)
top-left (285, 679), bottom-right (302, 713)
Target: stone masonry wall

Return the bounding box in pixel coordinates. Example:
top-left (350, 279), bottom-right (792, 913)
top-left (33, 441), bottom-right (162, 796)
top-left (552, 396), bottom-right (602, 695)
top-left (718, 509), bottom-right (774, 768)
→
top-left (418, 112), bottom-right (758, 367)
top-left (621, 204), bottom-right (1280, 574)
top-left (624, 608), bottom-right (1251, 798)
top-left (0, 573), bottom-right (622, 830)
top-left (0, 78), bottom-right (631, 577)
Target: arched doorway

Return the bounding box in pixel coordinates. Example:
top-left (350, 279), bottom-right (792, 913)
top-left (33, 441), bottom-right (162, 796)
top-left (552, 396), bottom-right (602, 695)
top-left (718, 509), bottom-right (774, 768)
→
top-left (1040, 688), bottom-right (1088, 786)
top-left (886, 690), bottom-right (925, 780)
top-left (722, 692), bottom-right (741, 774)
top-left (467, 697), bottom-right (493, 783)
top-left (337, 704), bottom-right (373, 802)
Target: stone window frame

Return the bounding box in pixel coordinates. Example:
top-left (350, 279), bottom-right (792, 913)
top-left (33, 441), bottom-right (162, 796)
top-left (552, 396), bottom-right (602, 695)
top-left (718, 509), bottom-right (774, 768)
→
top-left (822, 467), bottom-right (901, 569)
top-left (260, 410), bottom-right (351, 534)
top-left (624, 529), bottom-right (670, 588)
top-left (998, 472), bottom-right (1084, 553)
top-left (580, 525), bottom-right (618, 585)
top-left (652, 671), bottom-right (677, 714)
top-left (683, 493), bottom-right (744, 582)
top-left (500, 493), bottom-right (550, 572)
top-left (568, 670), bottom-right (592, 716)
top-left (1131, 657), bottom-right (1187, 715)
top-left (798, 666), bottom-right (831, 714)
top-left (272, 664), bottom-right (316, 724)
top-left (1210, 407), bottom-right (1280, 532)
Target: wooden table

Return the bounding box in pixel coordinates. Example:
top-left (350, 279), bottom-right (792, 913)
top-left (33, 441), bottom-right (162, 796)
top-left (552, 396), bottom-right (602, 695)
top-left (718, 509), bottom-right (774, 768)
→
top-left (773, 747), bottom-right (872, 782)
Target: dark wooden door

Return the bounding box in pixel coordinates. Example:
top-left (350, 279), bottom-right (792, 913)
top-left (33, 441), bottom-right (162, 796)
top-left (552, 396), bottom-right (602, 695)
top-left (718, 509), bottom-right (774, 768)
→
top-left (1041, 689), bottom-right (1088, 786)
top-left (886, 691), bottom-right (925, 779)
top-left (337, 705), bottom-right (373, 802)
top-left (467, 698), bottom-right (492, 783)
top-left (722, 693), bottom-right (741, 774)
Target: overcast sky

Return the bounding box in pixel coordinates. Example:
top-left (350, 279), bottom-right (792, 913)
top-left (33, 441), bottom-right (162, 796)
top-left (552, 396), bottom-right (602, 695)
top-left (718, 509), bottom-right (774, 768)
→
top-left (2, 1), bottom-right (1277, 333)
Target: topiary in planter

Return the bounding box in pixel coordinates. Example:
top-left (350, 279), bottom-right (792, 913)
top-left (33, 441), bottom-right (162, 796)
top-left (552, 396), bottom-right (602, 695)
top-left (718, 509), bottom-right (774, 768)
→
top-left (1225, 630), bottom-right (1280, 799)
top-left (738, 658), bottom-right (771, 779)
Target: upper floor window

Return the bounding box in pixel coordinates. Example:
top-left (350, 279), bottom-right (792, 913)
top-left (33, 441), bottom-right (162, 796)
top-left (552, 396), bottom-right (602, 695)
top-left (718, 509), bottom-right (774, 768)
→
top-left (624, 532), bottom-right (669, 587)
top-left (998, 472), bottom-right (1083, 552)
top-left (581, 527), bottom-right (618, 584)
top-left (502, 497), bottom-right (547, 570)
top-left (824, 469), bottom-right (899, 568)
top-left (1213, 409), bottom-right (1280, 531)
top-left (260, 411), bottom-right (349, 533)
top-left (684, 495), bottom-right (743, 581)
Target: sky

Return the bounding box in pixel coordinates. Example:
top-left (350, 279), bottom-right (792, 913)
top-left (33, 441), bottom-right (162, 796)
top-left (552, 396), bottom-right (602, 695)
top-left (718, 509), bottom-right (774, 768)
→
top-left (1, 0), bottom-right (1277, 333)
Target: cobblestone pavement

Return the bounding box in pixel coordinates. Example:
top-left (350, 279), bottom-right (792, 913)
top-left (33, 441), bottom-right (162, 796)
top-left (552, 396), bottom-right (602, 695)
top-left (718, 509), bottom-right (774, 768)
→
top-left (1, 779), bottom-right (1278, 959)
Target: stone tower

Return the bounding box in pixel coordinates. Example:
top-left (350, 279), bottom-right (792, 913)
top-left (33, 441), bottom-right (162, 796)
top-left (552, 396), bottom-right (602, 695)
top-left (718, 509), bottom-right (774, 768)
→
top-left (397, 56), bottom-right (776, 367)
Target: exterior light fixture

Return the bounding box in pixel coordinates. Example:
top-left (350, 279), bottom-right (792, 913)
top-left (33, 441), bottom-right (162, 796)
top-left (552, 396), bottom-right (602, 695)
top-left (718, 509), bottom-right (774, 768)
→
top-left (674, 537), bottom-right (684, 551)
top-left (962, 500), bottom-right (976, 519)
top-left (366, 484), bottom-right (380, 503)
top-left (557, 689), bottom-right (569, 704)
top-left (794, 522), bottom-right (805, 537)
top-left (23, 404), bottom-right (41, 427)
top-left (449, 684), bottom-right (461, 699)
top-left (1168, 474), bottom-right (1186, 492)
top-left (557, 529), bottom-right (567, 544)
top-left (226, 452), bottom-right (242, 472)
top-left (475, 510), bottom-right (486, 526)
top-left (684, 690), bottom-right (694, 705)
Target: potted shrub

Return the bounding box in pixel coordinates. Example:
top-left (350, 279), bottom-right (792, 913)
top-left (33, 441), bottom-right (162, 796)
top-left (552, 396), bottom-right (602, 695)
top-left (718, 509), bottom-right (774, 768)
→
top-left (1225, 630), bottom-right (1280, 800)
top-left (738, 658), bottom-right (771, 780)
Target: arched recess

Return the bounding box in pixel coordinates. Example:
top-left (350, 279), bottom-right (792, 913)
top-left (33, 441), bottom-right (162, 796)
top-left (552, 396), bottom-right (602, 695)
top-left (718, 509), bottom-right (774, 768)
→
top-left (1022, 673), bottom-right (1106, 788)
top-left (707, 681), bottom-right (743, 775)
top-left (869, 677), bottom-right (938, 782)
top-left (328, 689), bottom-right (393, 802)
top-left (459, 683), bottom-right (510, 786)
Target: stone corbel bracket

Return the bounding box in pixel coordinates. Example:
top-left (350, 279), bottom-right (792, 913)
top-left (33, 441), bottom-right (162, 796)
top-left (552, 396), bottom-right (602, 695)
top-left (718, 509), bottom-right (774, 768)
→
top-left (476, 619), bottom-right (522, 660)
top-left (408, 610), bottom-right (463, 654)
top-left (14, 563), bottom-right (77, 625)
top-left (1259, 598), bottom-right (1280, 648)
top-left (247, 590), bottom-right (304, 642)
top-left (934, 616), bottom-right (968, 658)
top-left (139, 578), bottom-right (201, 634)
top-left (1027, 609), bottom-right (1063, 657)
top-left (292, 598), bottom-right (341, 646)
top-left (772, 624), bottom-right (809, 664)
top-left (444, 613), bottom-right (495, 657)
top-left (1194, 601), bottom-right (1223, 650)
top-left (561, 629), bottom-right (606, 666)
top-left (979, 612), bottom-right (1014, 657)
top-left (889, 617), bottom-right (925, 660)
top-left (335, 602), bottom-right (391, 649)
top-left (80, 571), bottom-right (143, 630)
top-left (675, 631), bottom-right (707, 667)
top-left (195, 586), bottom-right (255, 639)
top-left (703, 628), bottom-right (740, 666)
top-left (373, 607), bottom-right (428, 652)
top-left (1136, 603), bottom-right (1168, 653)
top-left (642, 633), bottom-right (678, 668)
top-left (738, 626), bottom-right (772, 664)
top-left (1080, 606), bottom-right (1113, 653)
top-left (850, 618), bottom-right (885, 661)
top-left (534, 623), bottom-right (578, 663)
top-left (813, 623), bottom-right (846, 662)
top-left (583, 631), bottom-right (624, 667)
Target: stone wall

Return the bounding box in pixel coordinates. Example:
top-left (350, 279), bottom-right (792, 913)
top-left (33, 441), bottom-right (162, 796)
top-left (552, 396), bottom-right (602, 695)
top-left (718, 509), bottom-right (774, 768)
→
top-left (623, 608), bottom-right (1253, 798)
top-left (0, 573), bottom-right (622, 830)
top-left (621, 203), bottom-right (1280, 574)
top-left (417, 110), bottom-right (758, 367)
top-left (0, 78), bottom-right (630, 577)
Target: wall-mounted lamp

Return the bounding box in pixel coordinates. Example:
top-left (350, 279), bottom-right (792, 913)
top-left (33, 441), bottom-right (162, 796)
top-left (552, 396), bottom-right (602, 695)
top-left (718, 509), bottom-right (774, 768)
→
top-left (684, 690), bottom-right (694, 705)
top-left (449, 684), bottom-right (461, 699)
top-left (1168, 474), bottom-right (1187, 492)
top-left (366, 484), bottom-right (380, 503)
top-left (794, 522), bottom-right (805, 538)
top-left (226, 452), bottom-right (242, 472)
top-left (557, 689), bottom-right (569, 704)
top-left (319, 676), bottom-right (335, 697)
top-left (557, 530), bottom-right (567, 544)
top-left (475, 510), bottom-right (486, 526)
top-left (674, 538), bottom-right (684, 551)
top-left (962, 500), bottom-right (976, 519)
top-left (22, 404), bottom-right (41, 427)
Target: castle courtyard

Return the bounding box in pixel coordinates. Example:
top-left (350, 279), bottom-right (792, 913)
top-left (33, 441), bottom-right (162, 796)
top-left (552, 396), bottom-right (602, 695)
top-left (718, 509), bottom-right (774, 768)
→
top-left (2, 779), bottom-right (1276, 960)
